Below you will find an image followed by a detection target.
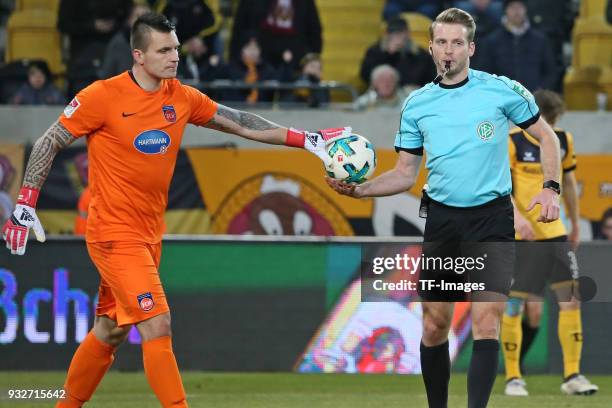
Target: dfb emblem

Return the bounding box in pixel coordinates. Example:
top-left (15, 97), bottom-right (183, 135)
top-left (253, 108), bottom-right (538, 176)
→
top-left (162, 105), bottom-right (176, 122)
top-left (137, 292), bottom-right (155, 312)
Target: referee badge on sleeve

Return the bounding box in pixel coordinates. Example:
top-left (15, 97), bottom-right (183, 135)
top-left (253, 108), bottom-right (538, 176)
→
top-left (512, 81), bottom-right (533, 99)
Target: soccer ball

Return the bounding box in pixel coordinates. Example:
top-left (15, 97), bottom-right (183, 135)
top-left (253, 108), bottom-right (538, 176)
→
top-left (326, 134), bottom-right (376, 184)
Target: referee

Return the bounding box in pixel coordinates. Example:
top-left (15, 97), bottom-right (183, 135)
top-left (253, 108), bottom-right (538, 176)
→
top-left (327, 8), bottom-right (561, 408)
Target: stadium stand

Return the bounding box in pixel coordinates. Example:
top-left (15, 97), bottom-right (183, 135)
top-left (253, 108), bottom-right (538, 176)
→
top-left (564, 0), bottom-right (612, 110)
top-left (14, 0), bottom-right (60, 11)
top-left (399, 12), bottom-right (433, 49)
top-left (318, 0), bottom-right (383, 92)
top-left (5, 8), bottom-right (63, 77)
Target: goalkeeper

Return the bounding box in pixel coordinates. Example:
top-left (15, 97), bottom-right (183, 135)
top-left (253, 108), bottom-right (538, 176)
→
top-left (2, 12), bottom-right (348, 408)
top-left (327, 8), bottom-right (561, 408)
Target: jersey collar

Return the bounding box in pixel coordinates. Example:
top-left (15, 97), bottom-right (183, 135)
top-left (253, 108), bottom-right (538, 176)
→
top-left (438, 75), bottom-right (469, 89)
top-left (128, 70), bottom-right (139, 87)
top-left (127, 70), bottom-right (166, 95)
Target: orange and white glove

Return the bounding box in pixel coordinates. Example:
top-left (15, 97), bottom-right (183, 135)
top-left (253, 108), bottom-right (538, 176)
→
top-left (2, 187), bottom-right (46, 255)
top-left (285, 126), bottom-right (352, 168)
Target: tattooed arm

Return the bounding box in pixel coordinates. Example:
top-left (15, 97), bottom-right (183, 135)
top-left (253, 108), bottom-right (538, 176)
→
top-left (203, 104), bottom-right (287, 144)
top-left (3, 121), bottom-right (76, 254)
top-left (203, 103), bottom-right (351, 167)
top-left (23, 120), bottom-right (77, 189)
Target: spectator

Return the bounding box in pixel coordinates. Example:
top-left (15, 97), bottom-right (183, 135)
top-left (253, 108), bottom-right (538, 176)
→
top-left (283, 53), bottom-right (329, 108)
top-left (162, 0), bottom-right (221, 56)
top-left (360, 16), bottom-right (435, 88)
top-left (453, 0), bottom-right (503, 41)
top-left (382, 0), bottom-right (443, 20)
top-left (608, 0), bottom-right (612, 24)
top-left (11, 61), bottom-right (64, 105)
top-left (599, 208), bottom-right (612, 240)
top-left (163, 1), bottom-right (223, 94)
top-left (0, 0), bottom-right (15, 62)
top-left (474, 0), bottom-right (557, 91)
top-left (230, 0), bottom-right (322, 69)
top-left (353, 65), bottom-right (409, 111)
top-left (177, 36), bottom-right (221, 82)
top-left (58, 0), bottom-right (129, 97)
top-left (523, 0), bottom-right (576, 92)
top-left (225, 34), bottom-right (279, 103)
top-left (99, 1), bottom-right (151, 79)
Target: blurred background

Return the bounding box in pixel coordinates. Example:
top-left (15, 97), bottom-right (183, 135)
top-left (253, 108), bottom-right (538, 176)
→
top-left (1, 0), bottom-right (612, 383)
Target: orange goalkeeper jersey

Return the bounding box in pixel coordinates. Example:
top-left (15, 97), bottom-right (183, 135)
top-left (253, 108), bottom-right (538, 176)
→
top-left (59, 71), bottom-right (218, 243)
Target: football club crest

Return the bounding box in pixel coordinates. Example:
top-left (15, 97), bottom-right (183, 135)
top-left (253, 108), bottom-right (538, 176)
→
top-left (477, 121), bottom-right (495, 141)
top-left (162, 105), bottom-right (176, 122)
top-left (137, 292), bottom-right (155, 311)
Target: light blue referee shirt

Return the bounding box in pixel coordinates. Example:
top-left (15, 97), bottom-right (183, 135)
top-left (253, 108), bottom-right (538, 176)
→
top-left (394, 69), bottom-right (540, 207)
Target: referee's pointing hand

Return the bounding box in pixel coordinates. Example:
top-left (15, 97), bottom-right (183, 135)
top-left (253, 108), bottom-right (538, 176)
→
top-left (527, 188), bottom-right (560, 223)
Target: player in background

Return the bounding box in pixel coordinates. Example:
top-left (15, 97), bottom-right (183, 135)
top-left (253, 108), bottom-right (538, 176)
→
top-left (2, 12), bottom-right (348, 408)
top-left (502, 90), bottom-right (598, 397)
top-left (327, 8), bottom-right (561, 408)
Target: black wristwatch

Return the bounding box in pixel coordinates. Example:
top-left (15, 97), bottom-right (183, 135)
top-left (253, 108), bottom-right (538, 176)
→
top-left (543, 180), bottom-right (561, 194)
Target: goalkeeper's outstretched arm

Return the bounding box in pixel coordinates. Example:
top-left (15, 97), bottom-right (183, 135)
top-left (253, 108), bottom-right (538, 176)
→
top-left (203, 103), bottom-right (350, 167)
top-left (203, 104), bottom-right (287, 144)
top-left (326, 151), bottom-right (421, 198)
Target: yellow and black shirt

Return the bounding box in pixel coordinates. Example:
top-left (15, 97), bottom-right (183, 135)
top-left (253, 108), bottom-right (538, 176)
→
top-left (509, 127), bottom-right (577, 240)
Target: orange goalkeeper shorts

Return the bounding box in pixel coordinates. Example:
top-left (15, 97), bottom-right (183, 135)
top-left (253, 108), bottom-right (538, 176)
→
top-left (87, 241), bottom-right (170, 326)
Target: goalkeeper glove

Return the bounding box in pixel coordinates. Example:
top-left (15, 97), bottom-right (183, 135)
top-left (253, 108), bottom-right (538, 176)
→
top-left (285, 127), bottom-right (352, 168)
top-left (2, 187), bottom-right (46, 255)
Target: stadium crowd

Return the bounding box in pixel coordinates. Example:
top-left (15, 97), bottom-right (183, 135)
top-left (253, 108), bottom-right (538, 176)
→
top-left (0, 0), bottom-right (606, 108)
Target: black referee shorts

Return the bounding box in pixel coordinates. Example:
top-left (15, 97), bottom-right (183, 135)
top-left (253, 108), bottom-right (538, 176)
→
top-left (510, 235), bottom-right (579, 299)
top-left (418, 195), bottom-right (515, 302)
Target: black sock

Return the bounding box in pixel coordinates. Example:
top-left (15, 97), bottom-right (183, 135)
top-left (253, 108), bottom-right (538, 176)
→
top-left (520, 320), bottom-right (539, 373)
top-left (468, 339), bottom-right (499, 408)
top-left (420, 341), bottom-right (450, 408)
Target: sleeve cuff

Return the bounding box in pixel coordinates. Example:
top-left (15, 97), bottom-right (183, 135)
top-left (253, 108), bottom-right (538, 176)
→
top-left (395, 146), bottom-right (424, 156)
top-left (58, 117), bottom-right (82, 139)
top-left (516, 112), bottom-right (540, 130)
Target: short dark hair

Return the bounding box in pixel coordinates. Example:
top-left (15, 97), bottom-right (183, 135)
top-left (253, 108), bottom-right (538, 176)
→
top-left (28, 60), bottom-right (52, 81)
top-left (130, 12), bottom-right (175, 51)
top-left (430, 8), bottom-right (476, 42)
top-left (504, 0), bottom-right (527, 10)
top-left (534, 90), bottom-right (565, 124)
top-left (386, 16), bottom-right (408, 33)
